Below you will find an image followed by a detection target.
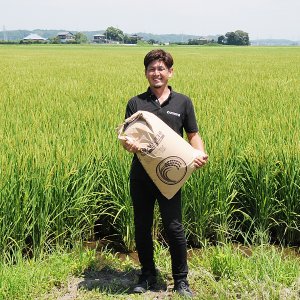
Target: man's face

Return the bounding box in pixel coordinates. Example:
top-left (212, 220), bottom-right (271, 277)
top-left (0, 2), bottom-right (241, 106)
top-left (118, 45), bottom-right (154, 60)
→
top-left (145, 60), bottom-right (173, 89)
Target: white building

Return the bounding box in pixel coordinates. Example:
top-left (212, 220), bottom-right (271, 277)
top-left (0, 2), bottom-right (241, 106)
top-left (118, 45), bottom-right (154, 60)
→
top-left (23, 33), bottom-right (47, 42)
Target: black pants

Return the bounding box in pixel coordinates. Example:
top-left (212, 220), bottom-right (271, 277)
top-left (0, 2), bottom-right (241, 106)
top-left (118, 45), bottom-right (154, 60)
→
top-left (130, 177), bottom-right (188, 281)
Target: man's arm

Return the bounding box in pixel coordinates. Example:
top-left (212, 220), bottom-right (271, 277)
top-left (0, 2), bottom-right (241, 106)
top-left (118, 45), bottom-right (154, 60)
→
top-left (186, 132), bottom-right (208, 169)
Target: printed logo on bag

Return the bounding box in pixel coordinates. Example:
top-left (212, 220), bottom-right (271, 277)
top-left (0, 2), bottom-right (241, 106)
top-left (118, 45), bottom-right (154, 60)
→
top-left (141, 131), bottom-right (165, 155)
top-left (156, 156), bottom-right (187, 185)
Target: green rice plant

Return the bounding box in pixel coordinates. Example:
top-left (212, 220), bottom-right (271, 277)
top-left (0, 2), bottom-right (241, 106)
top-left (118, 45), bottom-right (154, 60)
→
top-left (183, 156), bottom-right (240, 246)
top-left (235, 154), bottom-right (281, 244)
top-left (210, 158), bottom-right (239, 243)
top-left (0, 155), bottom-right (108, 260)
top-left (182, 165), bottom-right (215, 247)
top-left (0, 45), bottom-right (300, 258)
top-left (98, 156), bottom-right (135, 251)
top-left (273, 154), bottom-right (300, 245)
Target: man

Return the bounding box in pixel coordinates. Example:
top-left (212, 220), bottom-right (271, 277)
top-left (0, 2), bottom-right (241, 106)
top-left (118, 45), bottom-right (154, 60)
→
top-left (122, 49), bottom-right (208, 298)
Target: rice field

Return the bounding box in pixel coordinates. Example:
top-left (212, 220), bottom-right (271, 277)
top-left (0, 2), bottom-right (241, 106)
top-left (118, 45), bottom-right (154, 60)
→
top-left (0, 44), bottom-right (299, 259)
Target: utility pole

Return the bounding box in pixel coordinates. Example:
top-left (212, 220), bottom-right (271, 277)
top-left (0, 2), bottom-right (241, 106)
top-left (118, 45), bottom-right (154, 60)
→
top-left (3, 25), bottom-right (7, 41)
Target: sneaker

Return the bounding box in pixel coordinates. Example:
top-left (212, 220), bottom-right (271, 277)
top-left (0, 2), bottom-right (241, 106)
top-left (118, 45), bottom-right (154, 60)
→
top-left (173, 279), bottom-right (193, 298)
top-left (133, 274), bottom-right (157, 293)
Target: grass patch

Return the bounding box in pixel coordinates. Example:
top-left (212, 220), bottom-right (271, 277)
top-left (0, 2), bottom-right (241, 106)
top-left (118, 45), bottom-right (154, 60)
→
top-left (0, 243), bottom-right (299, 299)
top-left (191, 244), bottom-right (300, 299)
top-left (0, 247), bottom-right (95, 300)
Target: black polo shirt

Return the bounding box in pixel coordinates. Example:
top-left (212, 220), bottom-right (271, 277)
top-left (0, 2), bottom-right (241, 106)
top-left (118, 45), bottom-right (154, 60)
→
top-left (125, 86), bottom-right (199, 179)
top-left (125, 86), bottom-right (198, 136)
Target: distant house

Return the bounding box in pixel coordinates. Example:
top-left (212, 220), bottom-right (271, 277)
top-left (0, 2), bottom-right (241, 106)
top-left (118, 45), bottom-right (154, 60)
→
top-left (124, 34), bottom-right (142, 44)
top-left (93, 34), bottom-right (106, 44)
top-left (23, 33), bottom-right (47, 43)
top-left (197, 37), bottom-right (208, 45)
top-left (57, 32), bottom-right (75, 43)
top-left (188, 37), bottom-right (209, 46)
top-left (128, 34), bottom-right (140, 40)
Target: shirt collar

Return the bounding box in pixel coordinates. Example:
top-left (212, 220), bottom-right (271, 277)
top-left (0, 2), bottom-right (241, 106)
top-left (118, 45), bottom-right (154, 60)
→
top-left (146, 86), bottom-right (173, 100)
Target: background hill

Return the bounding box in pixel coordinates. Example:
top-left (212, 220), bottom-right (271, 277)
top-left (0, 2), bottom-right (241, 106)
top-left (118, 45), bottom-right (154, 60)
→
top-left (0, 29), bottom-right (104, 41)
top-left (0, 29), bottom-right (217, 43)
top-left (135, 32), bottom-right (220, 43)
top-left (251, 39), bottom-right (299, 46)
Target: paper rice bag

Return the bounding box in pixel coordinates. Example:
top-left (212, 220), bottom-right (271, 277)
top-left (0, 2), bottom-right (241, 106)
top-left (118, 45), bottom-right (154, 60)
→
top-left (117, 110), bottom-right (204, 199)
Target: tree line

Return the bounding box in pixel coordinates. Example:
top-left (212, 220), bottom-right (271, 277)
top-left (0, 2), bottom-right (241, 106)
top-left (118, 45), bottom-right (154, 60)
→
top-left (0, 27), bottom-right (250, 46)
top-left (217, 30), bottom-right (250, 45)
top-left (102, 27), bottom-right (250, 46)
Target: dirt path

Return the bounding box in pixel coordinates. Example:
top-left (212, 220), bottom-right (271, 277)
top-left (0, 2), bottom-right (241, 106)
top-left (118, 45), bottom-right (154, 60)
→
top-left (52, 267), bottom-right (174, 300)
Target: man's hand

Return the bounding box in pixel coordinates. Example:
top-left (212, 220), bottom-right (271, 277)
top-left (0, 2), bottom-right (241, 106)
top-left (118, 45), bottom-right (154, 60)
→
top-left (186, 132), bottom-right (209, 169)
top-left (194, 152), bottom-right (209, 169)
top-left (121, 137), bottom-right (140, 153)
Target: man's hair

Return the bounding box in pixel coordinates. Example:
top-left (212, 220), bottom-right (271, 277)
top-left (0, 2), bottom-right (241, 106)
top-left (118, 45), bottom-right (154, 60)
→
top-left (144, 49), bottom-right (174, 70)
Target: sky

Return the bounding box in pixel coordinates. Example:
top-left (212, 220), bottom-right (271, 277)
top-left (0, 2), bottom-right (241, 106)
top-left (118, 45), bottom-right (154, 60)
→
top-left (1, 0), bottom-right (300, 40)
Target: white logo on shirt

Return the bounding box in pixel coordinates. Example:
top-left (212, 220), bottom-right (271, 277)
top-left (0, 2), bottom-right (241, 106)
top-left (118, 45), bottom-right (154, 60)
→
top-left (167, 111), bottom-right (181, 117)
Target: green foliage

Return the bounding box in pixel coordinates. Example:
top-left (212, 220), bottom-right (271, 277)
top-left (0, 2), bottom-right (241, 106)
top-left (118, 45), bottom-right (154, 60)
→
top-left (218, 35), bottom-right (225, 44)
top-left (147, 38), bottom-right (160, 45)
top-left (75, 32), bottom-right (88, 44)
top-left (188, 38), bottom-right (208, 45)
top-left (49, 36), bottom-right (60, 44)
top-left (123, 35), bottom-right (140, 44)
top-left (0, 40), bottom-right (20, 44)
top-left (137, 40), bottom-right (150, 46)
top-left (226, 30), bottom-right (249, 45)
top-left (218, 30), bottom-right (250, 45)
top-left (103, 26), bottom-right (124, 42)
